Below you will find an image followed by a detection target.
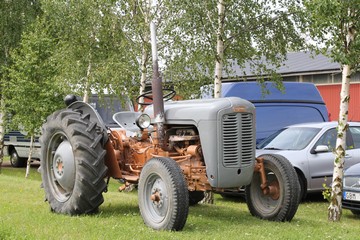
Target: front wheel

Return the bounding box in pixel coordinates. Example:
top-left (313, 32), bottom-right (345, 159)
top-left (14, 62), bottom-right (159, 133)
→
top-left (245, 154), bottom-right (300, 222)
top-left (40, 109), bottom-right (108, 215)
top-left (138, 157), bottom-right (189, 231)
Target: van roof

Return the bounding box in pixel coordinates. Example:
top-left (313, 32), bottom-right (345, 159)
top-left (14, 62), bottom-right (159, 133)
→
top-left (222, 82), bottom-right (325, 104)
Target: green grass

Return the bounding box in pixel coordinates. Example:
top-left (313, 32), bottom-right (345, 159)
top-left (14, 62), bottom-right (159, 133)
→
top-left (1, 160), bottom-right (360, 240)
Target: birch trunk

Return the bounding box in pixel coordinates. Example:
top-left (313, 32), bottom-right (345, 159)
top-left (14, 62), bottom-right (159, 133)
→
top-left (83, 58), bottom-right (92, 103)
top-left (138, 45), bottom-right (148, 112)
top-left (203, 0), bottom-right (225, 204)
top-left (328, 64), bottom-right (351, 221)
top-left (138, 0), bottom-right (150, 112)
top-left (214, 0), bottom-right (225, 99)
top-left (25, 135), bottom-right (34, 178)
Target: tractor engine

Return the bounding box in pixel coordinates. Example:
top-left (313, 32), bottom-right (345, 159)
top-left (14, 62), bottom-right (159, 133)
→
top-left (107, 125), bottom-right (209, 191)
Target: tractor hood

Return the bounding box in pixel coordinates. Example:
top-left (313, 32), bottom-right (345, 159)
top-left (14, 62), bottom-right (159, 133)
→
top-left (144, 97), bottom-right (254, 125)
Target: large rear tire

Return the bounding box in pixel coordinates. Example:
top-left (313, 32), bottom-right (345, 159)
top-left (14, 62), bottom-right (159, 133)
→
top-left (138, 157), bottom-right (189, 231)
top-left (40, 109), bottom-right (108, 215)
top-left (245, 154), bottom-right (300, 222)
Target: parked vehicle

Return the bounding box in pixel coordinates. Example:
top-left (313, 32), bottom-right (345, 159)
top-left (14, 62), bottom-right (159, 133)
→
top-left (3, 94), bottom-right (133, 167)
top-left (343, 163), bottom-right (360, 215)
top-left (257, 121), bottom-right (360, 199)
top-left (3, 130), bottom-right (41, 167)
top-left (208, 82), bottom-right (329, 143)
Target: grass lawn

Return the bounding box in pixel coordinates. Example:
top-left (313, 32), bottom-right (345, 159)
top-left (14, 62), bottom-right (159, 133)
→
top-left (1, 159), bottom-right (360, 240)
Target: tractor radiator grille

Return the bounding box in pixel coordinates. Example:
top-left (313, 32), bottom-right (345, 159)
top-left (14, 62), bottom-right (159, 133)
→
top-left (221, 113), bottom-right (254, 168)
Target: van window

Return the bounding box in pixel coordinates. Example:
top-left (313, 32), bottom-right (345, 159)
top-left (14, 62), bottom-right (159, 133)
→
top-left (256, 106), bottom-right (325, 142)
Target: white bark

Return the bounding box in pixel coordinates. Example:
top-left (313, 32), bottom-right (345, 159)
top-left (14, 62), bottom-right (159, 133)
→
top-left (138, 45), bottom-right (148, 112)
top-left (138, 1), bottom-right (151, 111)
top-left (204, 0), bottom-right (225, 205)
top-left (214, 0), bottom-right (225, 99)
top-left (25, 135), bottom-right (34, 178)
top-left (328, 64), bottom-right (351, 221)
top-left (83, 59), bottom-right (92, 103)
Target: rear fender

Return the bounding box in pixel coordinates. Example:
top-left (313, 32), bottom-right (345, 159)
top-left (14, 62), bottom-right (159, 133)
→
top-left (67, 101), bottom-right (108, 143)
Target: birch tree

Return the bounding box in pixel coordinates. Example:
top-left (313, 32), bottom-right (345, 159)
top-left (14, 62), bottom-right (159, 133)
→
top-left (304, 0), bottom-right (360, 221)
top-left (0, 0), bottom-right (41, 169)
top-left (39, 0), bottom-right (135, 101)
top-left (162, 0), bottom-right (305, 99)
top-left (214, 0), bottom-right (225, 98)
top-left (4, 18), bottom-right (67, 177)
top-left (116, 0), bottom-right (152, 110)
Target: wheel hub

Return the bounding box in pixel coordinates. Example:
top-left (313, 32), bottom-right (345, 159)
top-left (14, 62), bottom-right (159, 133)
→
top-left (147, 178), bottom-right (168, 218)
top-left (52, 140), bottom-right (75, 192)
top-left (267, 181), bottom-right (280, 200)
top-left (151, 189), bottom-right (163, 206)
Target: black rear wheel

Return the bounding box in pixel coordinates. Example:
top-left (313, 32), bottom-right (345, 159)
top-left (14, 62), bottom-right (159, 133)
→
top-left (138, 157), bottom-right (189, 231)
top-left (40, 109), bottom-right (108, 215)
top-left (245, 154), bottom-right (300, 221)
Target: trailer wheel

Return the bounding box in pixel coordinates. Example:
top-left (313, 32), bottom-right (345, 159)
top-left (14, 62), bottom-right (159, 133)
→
top-left (138, 157), bottom-right (189, 231)
top-left (40, 109), bottom-right (108, 215)
top-left (10, 149), bottom-right (27, 168)
top-left (245, 154), bottom-right (300, 222)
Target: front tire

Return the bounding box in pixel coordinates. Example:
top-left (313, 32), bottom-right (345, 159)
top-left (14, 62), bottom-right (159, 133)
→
top-left (40, 109), bottom-right (108, 215)
top-left (138, 157), bottom-right (189, 231)
top-left (245, 154), bottom-right (300, 222)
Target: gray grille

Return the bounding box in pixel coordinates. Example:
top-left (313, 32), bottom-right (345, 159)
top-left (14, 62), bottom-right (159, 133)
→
top-left (222, 113), bottom-right (254, 168)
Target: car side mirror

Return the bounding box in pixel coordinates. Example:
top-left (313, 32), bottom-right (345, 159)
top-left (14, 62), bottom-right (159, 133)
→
top-left (312, 145), bottom-right (330, 154)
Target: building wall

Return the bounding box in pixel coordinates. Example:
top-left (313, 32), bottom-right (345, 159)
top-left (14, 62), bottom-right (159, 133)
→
top-left (280, 73), bottom-right (360, 122)
top-left (281, 72), bottom-right (360, 84)
top-left (316, 83), bottom-right (360, 122)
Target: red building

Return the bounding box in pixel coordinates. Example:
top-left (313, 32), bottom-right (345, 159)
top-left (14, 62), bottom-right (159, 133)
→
top-left (225, 52), bottom-right (360, 122)
top-left (317, 83), bottom-right (360, 122)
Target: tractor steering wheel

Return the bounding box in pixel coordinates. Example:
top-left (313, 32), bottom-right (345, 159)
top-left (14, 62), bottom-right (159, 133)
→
top-left (136, 89), bottom-right (176, 106)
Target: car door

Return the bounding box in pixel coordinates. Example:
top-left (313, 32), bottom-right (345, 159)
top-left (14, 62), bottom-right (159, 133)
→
top-left (307, 127), bottom-right (360, 191)
top-left (306, 128), bottom-right (337, 190)
top-left (345, 126), bottom-right (360, 171)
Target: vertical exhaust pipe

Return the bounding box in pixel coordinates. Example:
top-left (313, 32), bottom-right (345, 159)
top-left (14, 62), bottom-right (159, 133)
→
top-left (150, 21), bottom-right (166, 150)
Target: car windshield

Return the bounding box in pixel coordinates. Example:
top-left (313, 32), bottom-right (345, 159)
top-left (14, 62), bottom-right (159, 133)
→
top-left (259, 127), bottom-right (321, 150)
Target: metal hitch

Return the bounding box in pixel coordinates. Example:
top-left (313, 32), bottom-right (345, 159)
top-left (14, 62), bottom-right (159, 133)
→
top-left (254, 157), bottom-right (280, 200)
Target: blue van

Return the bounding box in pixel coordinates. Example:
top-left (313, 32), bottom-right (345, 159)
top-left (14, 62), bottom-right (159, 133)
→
top-left (207, 82), bottom-right (329, 144)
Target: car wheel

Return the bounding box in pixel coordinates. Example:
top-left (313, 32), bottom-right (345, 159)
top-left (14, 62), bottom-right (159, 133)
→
top-left (296, 171), bottom-right (308, 201)
top-left (10, 149), bottom-right (27, 168)
top-left (351, 210), bottom-right (360, 216)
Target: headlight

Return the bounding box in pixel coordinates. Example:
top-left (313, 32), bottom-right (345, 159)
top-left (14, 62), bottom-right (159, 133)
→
top-left (344, 176), bottom-right (360, 189)
top-left (136, 114), bottom-right (151, 129)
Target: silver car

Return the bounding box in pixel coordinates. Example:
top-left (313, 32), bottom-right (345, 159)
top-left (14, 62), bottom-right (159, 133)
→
top-left (257, 121), bottom-right (360, 199)
top-left (343, 163), bottom-right (360, 215)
